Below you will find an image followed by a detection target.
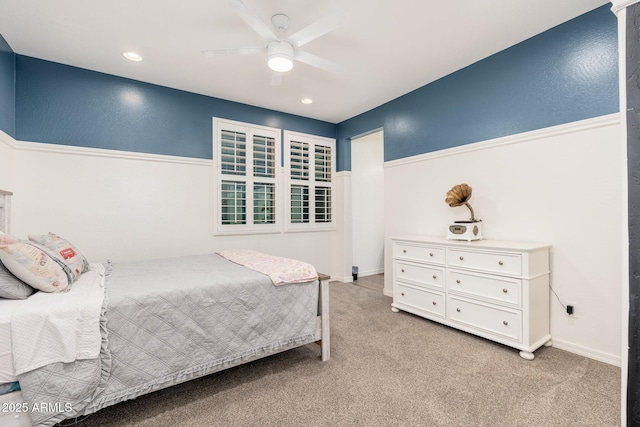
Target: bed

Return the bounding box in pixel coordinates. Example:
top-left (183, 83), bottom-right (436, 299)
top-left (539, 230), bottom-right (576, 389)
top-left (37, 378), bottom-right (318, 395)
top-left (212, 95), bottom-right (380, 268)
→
top-left (0, 249), bottom-right (330, 427)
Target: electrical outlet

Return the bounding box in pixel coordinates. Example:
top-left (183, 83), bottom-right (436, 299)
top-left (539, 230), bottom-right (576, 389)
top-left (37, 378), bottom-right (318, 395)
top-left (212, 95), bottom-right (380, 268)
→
top-left (565, 302), bottom-right (577, 318)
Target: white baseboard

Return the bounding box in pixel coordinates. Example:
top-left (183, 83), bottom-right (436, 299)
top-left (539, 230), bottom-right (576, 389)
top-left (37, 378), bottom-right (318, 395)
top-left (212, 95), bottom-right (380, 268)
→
top-left (356, 268), bottom-right (384, 277)
top-left (551, 337), bottom-right (621, 367)
top-left (331, 269), bottom-right (383, 283)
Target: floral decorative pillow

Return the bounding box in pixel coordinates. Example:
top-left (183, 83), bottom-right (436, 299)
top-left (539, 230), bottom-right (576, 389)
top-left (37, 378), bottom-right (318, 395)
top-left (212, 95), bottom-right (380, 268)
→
top-left (0, 241), bottom-right (69, 293)
top-left (28, 233), bottom-right (89, 282)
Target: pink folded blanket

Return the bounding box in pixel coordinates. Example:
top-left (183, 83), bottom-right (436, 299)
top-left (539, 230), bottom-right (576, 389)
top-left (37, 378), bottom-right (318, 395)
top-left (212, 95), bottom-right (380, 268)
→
top-left (217, 249), bottom-right (318, 286)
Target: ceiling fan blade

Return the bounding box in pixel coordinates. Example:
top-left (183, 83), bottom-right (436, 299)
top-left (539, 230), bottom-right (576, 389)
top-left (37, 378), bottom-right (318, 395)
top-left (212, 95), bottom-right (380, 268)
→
top-left (202, 47), bottom-right (266, 57)
top-left (269, 71), bottom-right (283, 86)
top-left (228, 0), bottom-right (277, 41)
top-left (288, 12), bottom-right (348, 48)
top-left (295, 50), bottom-right (346, 75)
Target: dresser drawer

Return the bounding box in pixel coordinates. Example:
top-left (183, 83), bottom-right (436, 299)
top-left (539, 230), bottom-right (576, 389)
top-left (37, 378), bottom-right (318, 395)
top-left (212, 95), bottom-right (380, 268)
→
top-left (447, 269), bottom-right (521, 307)
top-left (447, 295), bottom-right (522, 342)
top-left (394, 242), bottom-right (445, 265)
top-left (447, 248), bottom-right (521, 276)
top-left (395, 260), bottom-right (445, 289)
top-left (395, 283), bottom-right (445, 318)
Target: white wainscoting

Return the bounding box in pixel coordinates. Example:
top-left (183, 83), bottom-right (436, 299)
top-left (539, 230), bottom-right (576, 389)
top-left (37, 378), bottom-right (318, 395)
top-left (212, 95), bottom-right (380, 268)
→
top-left (383, 113), bottom-right (623, 365)
top-left (9, 140), bottom-right (337, 278)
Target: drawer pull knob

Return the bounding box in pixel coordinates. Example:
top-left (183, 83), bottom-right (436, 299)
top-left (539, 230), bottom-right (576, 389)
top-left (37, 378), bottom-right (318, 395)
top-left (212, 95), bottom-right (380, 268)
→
top-left (459, 256), bottom-right (464, 261)
top-left (456, 279), bottom-right (461, 284)
top-left (498, 261), bottom-right (504, 266)
top-left (432, 301), bottom-right (437, 306)
top-left (503, 321), bottom-right (509, 326)
top-left (503, 288), bottom-right (508, 293)
top-left (403, 249), bottom-right (407, 253)
top-left (401, 269), bottom-right (405, 273)
top-left (429, 252), bottom-right (434, 257)
top-left (432, 275), bottom-right (437, 279)
top-left (456, 308), bottom-right (461, 312)
top-left (401, 292), bottom-right (405, 297)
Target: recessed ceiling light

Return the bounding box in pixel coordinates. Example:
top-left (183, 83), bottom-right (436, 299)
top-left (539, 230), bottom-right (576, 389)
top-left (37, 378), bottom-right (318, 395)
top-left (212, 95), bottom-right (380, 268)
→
top-left (301, 98), bottom-right (313, 104)
top-left (122, 52), bottom-right (143, 62)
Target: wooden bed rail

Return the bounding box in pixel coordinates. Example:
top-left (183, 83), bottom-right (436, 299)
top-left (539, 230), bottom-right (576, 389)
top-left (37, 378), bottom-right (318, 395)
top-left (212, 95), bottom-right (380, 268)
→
top-left (318, 273), bottom-right (330, 361)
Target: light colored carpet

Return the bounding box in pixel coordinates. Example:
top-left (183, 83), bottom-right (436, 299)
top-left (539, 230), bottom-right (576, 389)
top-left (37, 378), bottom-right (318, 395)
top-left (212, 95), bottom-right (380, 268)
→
top-left (64, 282), bottom-right (621, 427)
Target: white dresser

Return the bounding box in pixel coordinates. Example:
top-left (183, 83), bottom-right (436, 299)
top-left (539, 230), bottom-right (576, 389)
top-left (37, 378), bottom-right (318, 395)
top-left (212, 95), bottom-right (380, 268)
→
top-left (391, 236), bottom-right (551, 360)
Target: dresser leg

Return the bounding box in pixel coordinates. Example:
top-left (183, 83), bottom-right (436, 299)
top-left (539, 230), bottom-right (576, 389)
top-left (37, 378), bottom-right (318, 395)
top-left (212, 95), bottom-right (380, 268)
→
top-left (519, 351), bottom-right (535, 360)
top-left (391, 306), bottom-right (400, 313)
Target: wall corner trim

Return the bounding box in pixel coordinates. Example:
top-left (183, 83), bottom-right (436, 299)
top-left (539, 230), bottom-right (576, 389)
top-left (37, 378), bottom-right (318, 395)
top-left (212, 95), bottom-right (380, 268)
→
top-left (611, 0), bottom-right (640, 15)
top-left (383, 113), bottom-right (621, 169)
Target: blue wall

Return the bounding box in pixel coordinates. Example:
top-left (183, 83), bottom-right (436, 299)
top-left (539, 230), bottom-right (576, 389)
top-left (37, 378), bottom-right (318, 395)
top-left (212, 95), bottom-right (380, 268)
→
top-left (8, 5), bottom-right (619, 167)
top-left (15, 56), bottom-right (335, 159)
top-left (336, 5), bottom-right (619, 171)
top-left (0, 34), bottom-right (15, 138)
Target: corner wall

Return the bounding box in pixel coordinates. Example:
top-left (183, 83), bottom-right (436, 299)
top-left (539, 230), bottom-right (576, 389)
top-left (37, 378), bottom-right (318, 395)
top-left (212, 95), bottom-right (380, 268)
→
top-left (0, 34), bottom-right (15, 138)
top-left (384, 114), bottom-right (622, 365)
top-left (336, 5), bottom-right (618, 170)
top-left (15, 56), bottom-right (336, 158)
top-left (351, 131), bottom-right (385, 278)
top-left (11, 141), bottom-right (337, 277)
top-left (0, 131), bottom-right (15, 192)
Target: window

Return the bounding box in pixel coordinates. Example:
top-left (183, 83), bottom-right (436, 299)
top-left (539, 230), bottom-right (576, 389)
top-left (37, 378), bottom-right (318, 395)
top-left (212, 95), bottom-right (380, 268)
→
top-left (214, 119), bottom-right (280, 235)
top-left (284, 131), bottom-right (336, 231)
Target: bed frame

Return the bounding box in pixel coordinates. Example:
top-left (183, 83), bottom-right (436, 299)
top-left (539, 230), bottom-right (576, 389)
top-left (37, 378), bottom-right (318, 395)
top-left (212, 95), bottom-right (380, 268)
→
top-left (0, 273), bottom-right (330, 427)
top-left (1, 184), bottom-right (330, 425)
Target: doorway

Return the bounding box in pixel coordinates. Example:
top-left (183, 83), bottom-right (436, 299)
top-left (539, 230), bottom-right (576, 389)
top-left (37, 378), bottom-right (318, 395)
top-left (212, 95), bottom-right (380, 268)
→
top-left (351, 130), bottom-right (384, 292)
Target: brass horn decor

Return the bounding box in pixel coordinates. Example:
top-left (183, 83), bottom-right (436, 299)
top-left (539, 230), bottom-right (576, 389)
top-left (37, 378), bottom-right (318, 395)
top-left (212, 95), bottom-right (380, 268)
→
top-left (445, 183), bottom-right (477, 222)
top-left (445, 183), bottom-right (483, 241)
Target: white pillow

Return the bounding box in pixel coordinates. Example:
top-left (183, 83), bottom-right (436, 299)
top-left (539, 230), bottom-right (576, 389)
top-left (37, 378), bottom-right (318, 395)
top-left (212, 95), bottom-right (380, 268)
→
top-left (28, 233), bottom-right (89, 282)
top-left (0, 242), bottom-right (69, 293)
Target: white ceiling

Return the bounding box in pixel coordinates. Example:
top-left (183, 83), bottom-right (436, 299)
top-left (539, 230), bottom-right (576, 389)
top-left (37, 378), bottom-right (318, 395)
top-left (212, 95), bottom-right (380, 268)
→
top-left (0, 0), bottom-right (610, 124)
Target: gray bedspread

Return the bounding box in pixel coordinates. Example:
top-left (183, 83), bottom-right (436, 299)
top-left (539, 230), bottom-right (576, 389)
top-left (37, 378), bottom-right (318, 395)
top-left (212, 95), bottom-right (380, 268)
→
top-left (18, 254), bottom-right (319, 427)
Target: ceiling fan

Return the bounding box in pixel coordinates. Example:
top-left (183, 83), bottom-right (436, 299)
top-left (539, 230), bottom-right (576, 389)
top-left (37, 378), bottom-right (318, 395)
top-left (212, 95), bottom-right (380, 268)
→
top-left (202, 0), bottom-right (347, 86)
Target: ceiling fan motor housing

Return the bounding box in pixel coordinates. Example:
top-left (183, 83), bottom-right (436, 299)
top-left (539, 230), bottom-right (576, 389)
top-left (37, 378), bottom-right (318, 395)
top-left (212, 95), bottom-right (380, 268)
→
top-left (267, 41), bottom-right (294, 72)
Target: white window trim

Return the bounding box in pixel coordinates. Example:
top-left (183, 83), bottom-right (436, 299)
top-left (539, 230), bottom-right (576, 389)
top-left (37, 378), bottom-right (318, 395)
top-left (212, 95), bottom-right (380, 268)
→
top-left (213, 118), bottom-right (282, 236)
top-left (0, 190), bottom-right (12, 235)
top-left (284, 130), bottom-right (336, 233)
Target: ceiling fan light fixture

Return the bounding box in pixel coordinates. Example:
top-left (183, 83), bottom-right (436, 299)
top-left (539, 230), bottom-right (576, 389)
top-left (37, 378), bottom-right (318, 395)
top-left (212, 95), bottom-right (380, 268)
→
top-left (268, 56), bottom-right (293, 72)
top-left (267, 41), bottom-right (294, 72)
